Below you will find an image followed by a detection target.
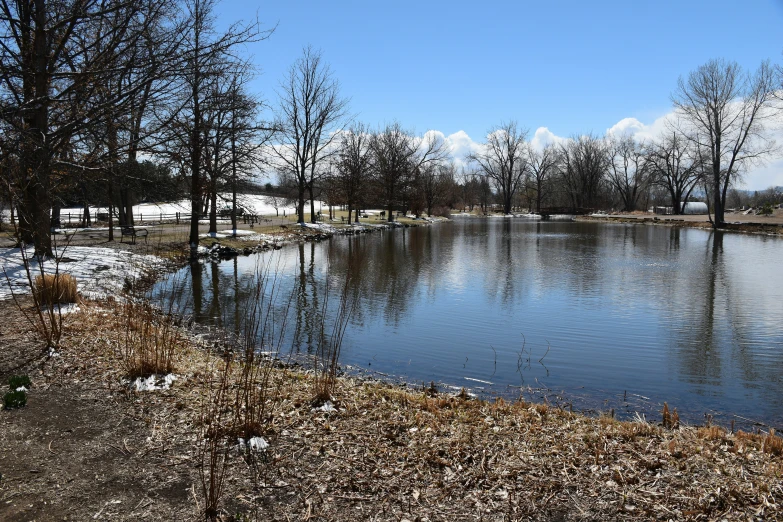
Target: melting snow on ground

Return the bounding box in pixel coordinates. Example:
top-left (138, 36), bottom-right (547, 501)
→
top-left (301, 223), bottom-right (336, 233)
top-left (131, 374), bottom-right (178, 391)
top-left (312, 400), bottom-right (337, 413)
top-left (237, 436), bottom-right (270, 452)
top-left (0, 246), bottom-right (163, 300)
top-left (199, 229), bottom-right (258, 239)
top-left (41, 303), bottom-right (81, 315)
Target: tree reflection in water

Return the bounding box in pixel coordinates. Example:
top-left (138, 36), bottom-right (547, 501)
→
top-left (156, 220), bottom-right (783, 427)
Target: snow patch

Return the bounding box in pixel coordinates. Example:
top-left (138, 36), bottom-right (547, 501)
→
top-left (131, 374), bottom-right (178, 391)
top-left (41, 303), bottom-right (81, 315)
top-left (312, 400), bottom-right (337, 413)
top-left (301, 222), bottom-right (336, 233)
top-left (199, 229), bottom-right (258, 239)
top-left (237, 436), bottom-right (269, 452)
top-left (0, 246), bottom-right (162, 301)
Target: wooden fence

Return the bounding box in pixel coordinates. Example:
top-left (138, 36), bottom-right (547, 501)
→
top-left (54, 211), bottom-right (266, 226)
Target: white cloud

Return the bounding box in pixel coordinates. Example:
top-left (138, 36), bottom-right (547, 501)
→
top-left (606, 117), bottom-right (647, 139)
top-left (419, 107), bottom-right (783, 189)
top-left (529, 127), bottom-right (568, 152)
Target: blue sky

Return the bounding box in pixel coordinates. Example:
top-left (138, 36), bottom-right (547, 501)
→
top-left (218, 0), bottom-right (783, 189)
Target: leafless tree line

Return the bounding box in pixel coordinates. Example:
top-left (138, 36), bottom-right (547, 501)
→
top-left (275, 120), bottom-right (457, 224)
top-left (460, 122), bottom-right (699, 216)
top-left (2, 1), bottom-right (782, 261)
top-left (0, 0), bottom-right (273, 257)
top-left (465, 59), bottom-right (781, 224)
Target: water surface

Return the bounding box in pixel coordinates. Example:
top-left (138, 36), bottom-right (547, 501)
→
top-left (157, 219), bottom-right (783, 429)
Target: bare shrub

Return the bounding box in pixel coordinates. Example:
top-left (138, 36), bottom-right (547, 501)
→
top-left (697, 425), bottom-right (726, 441)
top-left (312, 255), bottom-right (361, 403)
top-left (231, 257), bottom-right (292, 441)
top-left (3, 240), bottom-right (76, 349)
top-left (117, 301), bottom-right (184, 378)
top-left (198, 356), bottom-right (233, 522)
top-left (662, 402), bottom-right (680, 430)
top-left (432, 206), bottom-right (451, 218)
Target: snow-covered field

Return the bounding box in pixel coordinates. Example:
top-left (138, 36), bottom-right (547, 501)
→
top-left (0, 194), bottom-right (325, 223)
top-left (0, 246), bottom-right (163, 301)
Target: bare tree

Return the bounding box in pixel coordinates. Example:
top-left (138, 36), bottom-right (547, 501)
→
top-left (468, 121), bottom-right (528, 215)
top-left (526, 143), bottom-right (558, 213)
top-left (334, 123), bottom-right (371, 224)
top-left (273, 46), bottom-right (348, 224)
top-left (198, 62), bottom-right (267, 236)
top-left (459, 171), bottom-right (482, 212)
top-left (646, 131), bottom-right (702, 214)
top-left (176, 0), bottom-right (270, 257)
top-left (420, 162), bottom-right (454, 217)
top-left (607, 136), bottom-right (649, 212)
top-left (557, 134), bottom-right (610, 211)
top-left (672, 59), bottom-right (777, 227)
top-left (0, 0), bottom-right (179, 255)
top-left (371, 123), bottom-right (446, 222)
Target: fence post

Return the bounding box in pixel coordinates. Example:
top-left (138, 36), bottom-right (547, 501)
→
top-left (176, 212), bottom-right (179, 225)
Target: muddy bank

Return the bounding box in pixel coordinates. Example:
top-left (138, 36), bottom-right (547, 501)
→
top-left (579, 214), bottom-right (783, 236)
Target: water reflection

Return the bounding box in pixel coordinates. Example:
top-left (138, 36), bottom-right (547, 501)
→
top-left (157, 220), bottom-right (783, 428)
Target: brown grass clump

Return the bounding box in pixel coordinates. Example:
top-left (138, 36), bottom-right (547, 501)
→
top-left (698, 425), bottom-right (727, 441)
top-left (763, 429), bottom-right (783, 456)
top-left (662, 402), bottom-right (680, 429)
top-left (33, 274), bottom-right (78, 304)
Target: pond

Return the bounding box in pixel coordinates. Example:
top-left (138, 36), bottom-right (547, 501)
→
top-left (155, 218), bottom-right (783, 430)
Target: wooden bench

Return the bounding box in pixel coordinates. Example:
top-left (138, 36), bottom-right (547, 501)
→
top-left (120, 225), bottom-right (148, 244)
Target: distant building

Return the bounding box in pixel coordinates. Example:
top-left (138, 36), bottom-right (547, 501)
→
top-left (652, 202), bottom-right (708, 215)
top-left (682, 202), bottom-right (708, 215)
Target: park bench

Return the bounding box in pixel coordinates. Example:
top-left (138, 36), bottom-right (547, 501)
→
top-left (120, 225), bottom-right (148, 244)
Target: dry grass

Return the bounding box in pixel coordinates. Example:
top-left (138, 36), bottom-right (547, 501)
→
top-left (764, 429), bottom-right (783, 456)
top-left (117, 300), bottom-right (184, 378)
top-left (3, 299), bottom-right (782, 521)
top-left (32, 273), bottom-right (78, 305)
top-left (661, 402), bottom-right (680, 429)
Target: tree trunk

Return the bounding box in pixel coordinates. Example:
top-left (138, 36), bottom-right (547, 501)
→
top-left (297, 186), bottom-right (305, 224)
top-left (51, 203), bottom-right (60, 230)
top-left (230, 117), bottom-right (238, 235)
top-left (209, 180), bottom-right (217, 235)
top-left (189, 19), bottom-right (202, 260)
top-left (536, 180), bottom-right (542, 214)
top-left (108, 191), bottom-right (114, 243)
top-left (712, 171), bottom-right (724, 227)
top-left (82, 202), bottom-right (91, 228)
top-left (308, 185), bottom-right (316, 223)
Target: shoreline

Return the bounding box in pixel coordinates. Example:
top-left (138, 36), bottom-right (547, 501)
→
top-left (1, 296), bottom-right (781, 520)
top-left (136, 214), bottom-right (783, 433)
top-left (577, 213), bottom-right (783, 236)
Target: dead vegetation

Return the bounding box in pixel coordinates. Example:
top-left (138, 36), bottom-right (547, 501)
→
top-left (117, 300), bottom-right (185, 378)
top-left (32, 273), bottom-right (78, 305)
top-left (1, 298), bottom-right (781, 521)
